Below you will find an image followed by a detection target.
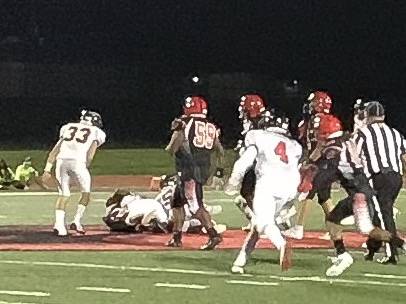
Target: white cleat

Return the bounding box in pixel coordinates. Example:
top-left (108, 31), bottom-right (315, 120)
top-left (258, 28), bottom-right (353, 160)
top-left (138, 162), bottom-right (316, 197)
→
top-left (318, 232), bottom-right (331, 240)
top-left (53, 226), bottom-right (68, 236)
top-left (326, 252), bottom-right (354, 277)
top-left (231, 265), bottom-right (245, 274)
top-left (282, 226), bottom-right (304, 240)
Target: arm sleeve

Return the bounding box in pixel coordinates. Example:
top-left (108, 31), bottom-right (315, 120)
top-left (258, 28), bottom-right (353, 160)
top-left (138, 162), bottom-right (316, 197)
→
top-left (228, 145), bottom-right (258, 186)
top-left (59, 125), bottom-right (67, 139)
top-left (96, 129), bottom-right (107, 146)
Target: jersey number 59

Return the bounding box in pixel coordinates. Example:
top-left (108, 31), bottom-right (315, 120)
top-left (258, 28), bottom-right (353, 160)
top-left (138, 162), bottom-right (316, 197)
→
top-left (193, 121), bottom-right (216, 149)
top-left (64, 127), bottom-right (91, 144)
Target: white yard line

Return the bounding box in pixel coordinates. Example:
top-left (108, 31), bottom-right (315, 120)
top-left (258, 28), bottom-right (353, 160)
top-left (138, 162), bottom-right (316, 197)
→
top-left (1, 260), bottom-right (404, 288)
top-left (154, 283), bottom-right (209, 290)
top-left (0, 291), bottom-right (49, 297)
top-left (0, 192), bottom-right (56, 196)
top-left (0, 301), bottom-right (38, 304)
top-left (364, 273), bottom-right (406, 280)
top-left (226, 280), bottom-right (279, 286)
top-left (77, 287), bottom-right (131, 293)
top-left (268, 275), bottom-right (406, 287)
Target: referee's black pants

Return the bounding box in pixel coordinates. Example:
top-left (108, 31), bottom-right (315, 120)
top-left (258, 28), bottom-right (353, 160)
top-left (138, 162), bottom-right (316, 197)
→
top-left (368, 171), bottom-right (403, 257)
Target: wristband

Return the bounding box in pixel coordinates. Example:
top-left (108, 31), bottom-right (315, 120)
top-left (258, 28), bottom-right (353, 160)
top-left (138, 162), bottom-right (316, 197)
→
top-left (44, 162), bottom-right (53, 173)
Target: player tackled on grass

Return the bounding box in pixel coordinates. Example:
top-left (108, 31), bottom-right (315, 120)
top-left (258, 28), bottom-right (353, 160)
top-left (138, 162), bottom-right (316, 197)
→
top-left (165, 96), bottom-right (225, 250)
top-left (41, 110), bottom-right (106, 236)
top-left (225, 109), bottom-right (303, 273)
top-left (234, 94), bottom-right (266, 231)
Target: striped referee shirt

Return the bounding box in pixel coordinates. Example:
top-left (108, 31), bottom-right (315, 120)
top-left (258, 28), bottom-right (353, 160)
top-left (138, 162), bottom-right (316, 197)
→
top-left (354, 122), bottom-right (406, 178)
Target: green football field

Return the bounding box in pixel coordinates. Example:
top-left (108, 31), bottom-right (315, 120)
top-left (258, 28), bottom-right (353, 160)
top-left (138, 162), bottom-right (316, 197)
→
top-left (0, 189), bottom-right (405, 304)
top-left (0, 149), bottom-right (405, 304)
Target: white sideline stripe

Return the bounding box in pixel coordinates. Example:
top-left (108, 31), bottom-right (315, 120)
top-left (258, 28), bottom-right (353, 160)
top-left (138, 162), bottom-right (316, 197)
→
top-left (0, 192), bottom-right (56, 197)
top-left (0, 260), bottom-right (231, 276)
top-left (77, 287), bottom-right (131, 293)
top-left (0, 301), bottom-right (38, 304)
top-left (0, 291), bottom-right (49, 297)
top-left (226, 280), bottom-right (279, 286)
top-left (155, 283), bottom-right (209, 290)
top-left (365, 273), bottom-right (406, 280)
top-left (268, 275), bottom-right (406, 287)
top-left (1, 260), bottom-right (405, 288)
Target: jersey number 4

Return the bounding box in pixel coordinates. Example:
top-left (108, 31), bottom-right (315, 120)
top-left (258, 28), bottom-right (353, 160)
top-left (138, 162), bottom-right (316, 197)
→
top-left (64, 127), bottom-right (91, 143)
top-left (274, 141), bottom-right (289, 164)
top-left (193, 121), bottom-right (216, 149)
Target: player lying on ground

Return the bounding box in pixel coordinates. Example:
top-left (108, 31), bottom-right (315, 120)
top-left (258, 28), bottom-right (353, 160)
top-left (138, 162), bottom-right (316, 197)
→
top-left (103, 175), bottom-right (226, 234)
top-left (0, 159), bottom-right (26, 190)
top-left (165, 96), bottom-right (225, 250)
top-left (225, 108), bottom-right (302, 273)
top-left (41, 110), bottom-right (106, 236)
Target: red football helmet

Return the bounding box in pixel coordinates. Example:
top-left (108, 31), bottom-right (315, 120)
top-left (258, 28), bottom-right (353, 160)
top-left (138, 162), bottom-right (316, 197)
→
top-left (238, 94), bottom-right (265, 119)
top-left (307, 91), bottom-right (332, 114)
top-left (314, 114), bottom-right (342, 140)
top-left (183, 96), bottom-right (208, 116)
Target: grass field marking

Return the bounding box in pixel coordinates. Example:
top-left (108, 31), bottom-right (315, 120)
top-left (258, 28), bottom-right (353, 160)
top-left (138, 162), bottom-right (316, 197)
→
top-left (0, 192), bottom-right (56, 197)
top-left (0, 291), bottom-right (50, 297)
top-left (0, 301), bottom-right (38, 304)
top-left (364, 273), bottom-right (406, 280)
top-left (154, 283), bottom-right (209, 290)
top-left (226, 280), bottom-right (280, 286)
top-left (76, 287), bottom-right (131, 293)
top-left (268, 275), bottom-right (406, 287)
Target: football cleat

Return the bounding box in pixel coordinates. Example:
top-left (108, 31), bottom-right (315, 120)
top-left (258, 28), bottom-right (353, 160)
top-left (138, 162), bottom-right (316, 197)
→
top-left (231, 265), bottom-right (245, 274)
top-left (326, 252), bottom-right (353, 277)
top-left (53, 226), bottom-right (68, 236)
top-left (200, 235), bottom-right (222, 250)
top-left (69, 223), bottom-right (86, 235)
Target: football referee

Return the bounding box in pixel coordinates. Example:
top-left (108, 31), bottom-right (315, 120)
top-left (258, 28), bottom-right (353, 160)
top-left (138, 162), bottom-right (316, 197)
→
top-left (355, 101), bottom-right (406, 264)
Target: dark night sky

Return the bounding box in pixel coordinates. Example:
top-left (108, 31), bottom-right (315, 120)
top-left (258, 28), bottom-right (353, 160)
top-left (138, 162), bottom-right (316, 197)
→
top-left (1, 1), bottom-right (406, 135)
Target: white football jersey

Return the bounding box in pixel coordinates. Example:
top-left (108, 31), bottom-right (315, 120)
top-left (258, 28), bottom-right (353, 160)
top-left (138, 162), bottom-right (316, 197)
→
top-left (245, 129), bottom-right (302, 196)
top-left (57, 122), bottom-right (106, 162)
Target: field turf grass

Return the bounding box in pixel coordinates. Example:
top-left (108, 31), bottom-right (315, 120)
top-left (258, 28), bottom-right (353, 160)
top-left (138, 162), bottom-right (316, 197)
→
top-left (0, 190), bottom-right (406, 304)
top-left (0, 149), bottom-right (238, 175)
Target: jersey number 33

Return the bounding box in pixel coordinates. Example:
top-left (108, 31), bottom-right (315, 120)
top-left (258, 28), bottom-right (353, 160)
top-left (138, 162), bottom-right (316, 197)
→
top-left (64, 126), bottom-right (91, 144)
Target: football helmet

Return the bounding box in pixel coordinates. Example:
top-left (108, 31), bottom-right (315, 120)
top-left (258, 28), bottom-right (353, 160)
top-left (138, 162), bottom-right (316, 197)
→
top-left (159, 174), bottom-right (180, 189)
top-left (183, 96), bottom-right (208, 116)
top-left (80, 110), bottom-right (103, 128)
top-left (260, 108), bottom-right (290, 132)
top-left (306, 91), bottom-right (332, 114)
top-left (314, 114), bottom-right (342, 140)
top-left (238, 94), bottom-right (265, 119)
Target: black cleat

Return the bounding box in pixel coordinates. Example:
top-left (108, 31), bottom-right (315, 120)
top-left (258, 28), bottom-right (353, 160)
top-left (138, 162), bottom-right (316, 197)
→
top-left (69, 223), bottom-right (86, 235)
top-left (167, 238), bottom-right (182, 247)
top-left (200, 235), bottom-right (222, 250)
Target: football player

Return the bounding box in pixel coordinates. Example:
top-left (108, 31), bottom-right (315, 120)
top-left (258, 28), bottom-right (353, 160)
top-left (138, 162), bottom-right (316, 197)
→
top-left (234, 94), bottom-right (266, 231)
top-left (225, 108), bottom-right (303, 273)
top-left (165, 96), bottom-right (225, 249)
top-left (284, 91), bottom-right (335, 239)
top-left (41, 110), bottom-right (106, 236)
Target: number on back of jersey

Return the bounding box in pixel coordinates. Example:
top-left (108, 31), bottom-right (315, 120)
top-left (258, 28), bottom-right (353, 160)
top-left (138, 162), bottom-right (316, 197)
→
top-left (192, 121), bottom-right (217, 150)
top-left (64, 126), bottom-right (92, 143)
